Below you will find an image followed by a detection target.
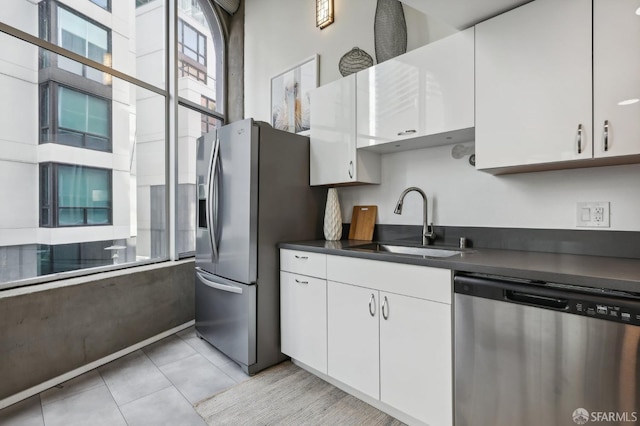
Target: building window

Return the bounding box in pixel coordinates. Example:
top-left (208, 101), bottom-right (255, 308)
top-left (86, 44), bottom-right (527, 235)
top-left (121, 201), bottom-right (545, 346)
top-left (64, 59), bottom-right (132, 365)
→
top-left (178, 19), bottom-right (207, 83)
top-left (179, 60), bottom-right (207, 83)
top-left (40, 83), bottom-right (111, 152)
top-left (89, 0), bottom-right (111, 11)
top-left (40, 1), bottom-right (111, 83)
top-left (135, 0), bottom-right (154, 7)
top-left (40, 163), bottom-right (112, 228)
top-left (201, 95), bottom-right (217, 133)
top-left (38, 240), bottom-right (115, 275)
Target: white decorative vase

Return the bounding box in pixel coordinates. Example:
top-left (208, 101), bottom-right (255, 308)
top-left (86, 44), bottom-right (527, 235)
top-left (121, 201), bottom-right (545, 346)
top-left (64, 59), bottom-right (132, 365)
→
top-left (323, 188), bottom-right (342, 241)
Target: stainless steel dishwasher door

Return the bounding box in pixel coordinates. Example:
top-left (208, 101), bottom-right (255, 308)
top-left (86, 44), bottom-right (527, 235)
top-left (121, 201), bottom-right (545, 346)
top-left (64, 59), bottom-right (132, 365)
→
top-left (454, 275), bottom-right (640, 426)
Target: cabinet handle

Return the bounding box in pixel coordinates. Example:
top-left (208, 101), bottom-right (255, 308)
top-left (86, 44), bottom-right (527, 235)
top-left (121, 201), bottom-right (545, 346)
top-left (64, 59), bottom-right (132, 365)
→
top-left (397, 129), bottom-right (417, 136)
top-left (294, 255), bottom-right (308, 260)
top-left (294, 279), bottom-right (309, 285)
top-left (603, 120), bottom-right (609, 152)
top-left (368, 293), bottom-right (376, 317)
top-left (348, 161), bottom-right (354, 179)
top-left (382, 296), bottom-right (389, 320)
top-left (576, 124), bottom-right (583, 154)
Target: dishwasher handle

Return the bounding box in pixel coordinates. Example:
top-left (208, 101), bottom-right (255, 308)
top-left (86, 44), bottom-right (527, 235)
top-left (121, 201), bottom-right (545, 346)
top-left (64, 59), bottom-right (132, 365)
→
top-left (506, 290), bottom-right (568, 310)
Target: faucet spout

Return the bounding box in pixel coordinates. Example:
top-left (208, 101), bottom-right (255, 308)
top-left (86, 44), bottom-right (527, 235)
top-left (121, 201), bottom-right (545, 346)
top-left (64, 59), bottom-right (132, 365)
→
top-left (393, 186), bottom-right (435, 245)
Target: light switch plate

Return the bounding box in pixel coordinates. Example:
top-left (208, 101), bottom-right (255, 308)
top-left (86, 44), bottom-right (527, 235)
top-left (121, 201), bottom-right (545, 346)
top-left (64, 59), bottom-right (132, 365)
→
top-left (576, 202), bottom-right (610, 227)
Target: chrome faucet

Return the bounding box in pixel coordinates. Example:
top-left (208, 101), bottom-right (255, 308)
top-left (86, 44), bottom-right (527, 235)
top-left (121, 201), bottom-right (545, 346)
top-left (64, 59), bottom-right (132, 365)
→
top-left (394, 187), bottom-right (435, 245)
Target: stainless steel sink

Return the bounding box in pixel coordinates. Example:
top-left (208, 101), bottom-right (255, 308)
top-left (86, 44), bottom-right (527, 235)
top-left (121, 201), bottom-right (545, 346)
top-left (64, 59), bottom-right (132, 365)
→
top-left (346, 242), bottom-right (465, 258)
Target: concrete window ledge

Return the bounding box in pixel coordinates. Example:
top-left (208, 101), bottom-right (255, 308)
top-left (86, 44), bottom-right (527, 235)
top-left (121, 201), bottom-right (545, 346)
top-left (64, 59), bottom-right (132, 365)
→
top-left (0, 259), bottom-right (195, 408)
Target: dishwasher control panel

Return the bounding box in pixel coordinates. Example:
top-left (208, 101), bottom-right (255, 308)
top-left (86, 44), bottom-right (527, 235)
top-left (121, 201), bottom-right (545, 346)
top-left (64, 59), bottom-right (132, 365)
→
top-left (454, 273), bottom-right (640, 327)
top-left (572, 300), bottom-right (640, 326)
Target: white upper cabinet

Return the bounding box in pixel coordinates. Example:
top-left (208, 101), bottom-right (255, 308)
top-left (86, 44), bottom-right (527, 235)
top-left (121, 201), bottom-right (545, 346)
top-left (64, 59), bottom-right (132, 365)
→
top-left (593, 0), bottom-right (640, 159)
top-left (476, 0), bottom-right (640, 173)
top-left (475, 0), bottom-right (593, 171)
top-left (357, 28), bottom-right (475, 153)
top-left (310, 74), bottom-right (381, 186)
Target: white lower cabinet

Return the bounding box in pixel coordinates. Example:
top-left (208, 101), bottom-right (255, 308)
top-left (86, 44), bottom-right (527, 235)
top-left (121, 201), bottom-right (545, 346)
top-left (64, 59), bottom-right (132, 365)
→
top-left (379, 291), bottom-right (452, 426)
top-left (327, 255), bottom-right (452, 426)
top-left (281, 250), bottom-right (452, 425)
top-left (280, 271), bottom-right (327, 373)
top-left (279, 249), bottom-right (327, 374)
top-left (327, 281), bottom-right (380, 399)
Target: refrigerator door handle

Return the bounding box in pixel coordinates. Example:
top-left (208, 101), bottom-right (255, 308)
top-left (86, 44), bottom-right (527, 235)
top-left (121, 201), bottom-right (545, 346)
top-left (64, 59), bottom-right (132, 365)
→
top-left (196, 268), bottom-right (243, 294)
top-left (207, 138), bottom-right (220, 262)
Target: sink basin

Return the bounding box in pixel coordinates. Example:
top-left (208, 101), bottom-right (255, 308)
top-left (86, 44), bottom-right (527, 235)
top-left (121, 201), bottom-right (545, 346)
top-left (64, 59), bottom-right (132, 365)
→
top-left (346, 243), bottom-right (464, 258)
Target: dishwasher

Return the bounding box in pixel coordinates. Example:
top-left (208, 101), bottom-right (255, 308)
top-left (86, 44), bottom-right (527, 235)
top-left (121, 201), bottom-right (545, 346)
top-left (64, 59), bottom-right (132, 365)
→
top-left (454, 272), bottom-right (640, 426)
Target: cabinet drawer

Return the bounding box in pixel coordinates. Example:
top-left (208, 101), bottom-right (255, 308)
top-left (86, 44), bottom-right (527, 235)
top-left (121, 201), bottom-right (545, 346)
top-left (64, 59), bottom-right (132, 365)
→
top-left (280, 249), bottom-right (327, 278)
top-left (327, 255), bottom-right (451, 304)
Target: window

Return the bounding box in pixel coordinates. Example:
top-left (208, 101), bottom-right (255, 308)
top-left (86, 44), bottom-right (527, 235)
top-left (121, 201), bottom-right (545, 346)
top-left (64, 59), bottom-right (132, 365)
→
top-left (38, 240), bottom-right (117, 275)
top-left (40, 163), bottom-right (112, 227)
top-left (201, 95), bottom-right (217, 133)
top-left (40, 83), bottom-right (111, 152)
top-left (39, 2), bottom-right (111, 84)
top-left (0, 0), bottom-right (226, 288)
top-left (89, 0), bottom-right (110, 11)
top-left (178, 19), bottom-right (207, 83)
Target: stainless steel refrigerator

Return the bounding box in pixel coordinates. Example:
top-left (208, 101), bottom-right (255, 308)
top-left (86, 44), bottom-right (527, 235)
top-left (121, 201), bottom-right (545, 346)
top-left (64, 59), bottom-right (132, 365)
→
top-left (195, 118), bottom-right (323, 375)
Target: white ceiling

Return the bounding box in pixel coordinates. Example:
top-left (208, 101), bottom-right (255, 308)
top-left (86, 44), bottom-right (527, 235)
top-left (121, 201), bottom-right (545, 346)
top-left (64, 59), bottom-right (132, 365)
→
top-left (399, 0), bottom-right (533, 29)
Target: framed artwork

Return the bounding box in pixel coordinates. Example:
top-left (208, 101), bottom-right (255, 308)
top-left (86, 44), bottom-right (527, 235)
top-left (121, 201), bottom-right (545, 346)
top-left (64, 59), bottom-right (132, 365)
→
top-left (270, 54), bottom-right (319, 134)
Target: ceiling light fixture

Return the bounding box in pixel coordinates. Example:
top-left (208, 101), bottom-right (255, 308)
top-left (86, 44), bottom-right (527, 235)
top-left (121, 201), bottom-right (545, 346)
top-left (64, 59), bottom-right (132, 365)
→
top-left (316, 0), bottom-right (334, 29)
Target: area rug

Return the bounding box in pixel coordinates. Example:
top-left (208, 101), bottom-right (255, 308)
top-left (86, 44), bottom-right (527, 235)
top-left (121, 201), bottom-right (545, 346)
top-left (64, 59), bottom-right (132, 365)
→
top-left (194, 361), bottom-right (405, 425)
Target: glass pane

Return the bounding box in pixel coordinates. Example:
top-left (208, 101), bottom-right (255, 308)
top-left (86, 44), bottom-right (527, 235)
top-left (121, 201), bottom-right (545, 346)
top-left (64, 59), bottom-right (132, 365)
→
top-left (2, 0), bottom-right (166, 89)
top-left (87, 96), bottom-right (109, 137)
top-left (57, 165), bottom-right (110, 209)
top-left (90, 0), bottom-right (109, 10)
top-left (85, 135), bottom-right (110, 151)
top-left (87, 208), bottom-right (109, 224)
top-left (0, 9), bottom-right (168, 286)
top-left (58, 208), bottom-right (85, 226)
top-left (58, 86), bottom-right (87, 132)
top-left (177, 105), bottom-right (220, 255)
top-left (61, 29), bottom-right (86, 56)
top-left (57, 129), bottom-right (85, 148)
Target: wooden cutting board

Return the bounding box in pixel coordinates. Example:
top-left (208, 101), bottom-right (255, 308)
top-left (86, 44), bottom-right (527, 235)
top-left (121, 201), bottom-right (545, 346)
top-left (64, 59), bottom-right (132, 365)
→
top-left (348, 205), bottom-right (377, 240)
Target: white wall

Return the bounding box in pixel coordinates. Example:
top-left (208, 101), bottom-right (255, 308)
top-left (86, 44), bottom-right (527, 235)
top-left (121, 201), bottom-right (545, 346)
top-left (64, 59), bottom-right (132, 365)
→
top-left (244, 0), bottom-right (640, 233)
top-left (244, 0), bottom-right (456, 122)
top-left (338, 143), bottom-right (640, 231)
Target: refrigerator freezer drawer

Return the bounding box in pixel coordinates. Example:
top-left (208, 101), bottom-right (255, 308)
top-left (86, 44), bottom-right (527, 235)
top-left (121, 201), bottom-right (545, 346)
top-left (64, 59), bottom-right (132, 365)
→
top-left (195, 269), bottom-right (256, 368)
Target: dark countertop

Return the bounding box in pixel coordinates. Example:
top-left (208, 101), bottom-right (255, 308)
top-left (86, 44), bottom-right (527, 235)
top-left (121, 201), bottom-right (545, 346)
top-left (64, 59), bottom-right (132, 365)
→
top-left (279, 240), bottom-right (640, 294)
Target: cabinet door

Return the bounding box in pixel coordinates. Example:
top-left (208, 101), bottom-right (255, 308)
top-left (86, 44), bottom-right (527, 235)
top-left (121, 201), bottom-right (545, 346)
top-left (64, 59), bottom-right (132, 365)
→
top-left (310, 74), bottom-right (357, 185)
top-left (357, 28), bottom-right (474, 151)
top-left (327, 281), bottom-right (380, 399)
top-left (475, 0), bottom-right (592, 170)
top-left (379, 292), bottom-right (452, 426)
top-left (593, 0), bottom-right (640, 158)
top-left (280, 272), bottom-right (327, 373)
top-left (357, 50), bottom-right (424, 147)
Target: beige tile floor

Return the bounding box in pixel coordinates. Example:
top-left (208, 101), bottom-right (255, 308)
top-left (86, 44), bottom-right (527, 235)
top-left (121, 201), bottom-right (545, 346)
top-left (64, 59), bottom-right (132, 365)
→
top-left (0, 326), bottom-right (250, 426)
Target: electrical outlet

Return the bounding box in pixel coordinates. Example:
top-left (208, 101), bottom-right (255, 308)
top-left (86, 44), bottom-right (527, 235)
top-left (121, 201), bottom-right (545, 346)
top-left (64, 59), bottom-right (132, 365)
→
top-left (576, 202), bottom-right (610, 227)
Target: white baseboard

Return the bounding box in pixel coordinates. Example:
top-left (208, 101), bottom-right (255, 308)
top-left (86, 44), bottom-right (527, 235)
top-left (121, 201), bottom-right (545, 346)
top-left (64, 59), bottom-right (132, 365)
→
top-left (0, 320), bottom-right (194, 410)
